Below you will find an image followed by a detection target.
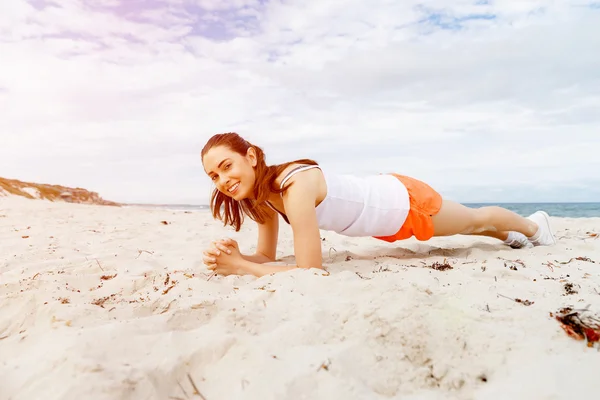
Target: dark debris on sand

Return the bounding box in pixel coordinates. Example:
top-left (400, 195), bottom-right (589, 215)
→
top-left (563, 282), bottom-right (579, 296)
top-left (551, 306), bottom-right (600, 348)
top-left (424, 260), bottom-right (453, 271)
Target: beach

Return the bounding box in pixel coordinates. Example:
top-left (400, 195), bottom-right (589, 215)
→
top-left (1, 196), bottom-right (599, 400)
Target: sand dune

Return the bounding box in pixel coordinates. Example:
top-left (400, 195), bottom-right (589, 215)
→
top-left (0, 177), bottom-right (118, 206)
top-left (1, 196), bottom-right (599, 400)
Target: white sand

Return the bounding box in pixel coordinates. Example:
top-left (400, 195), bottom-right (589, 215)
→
top-left (1, 196), bottom-right (599, 400)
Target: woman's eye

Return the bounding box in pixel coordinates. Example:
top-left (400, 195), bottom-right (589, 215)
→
top-left (224, 164), bottom-right (231, 170)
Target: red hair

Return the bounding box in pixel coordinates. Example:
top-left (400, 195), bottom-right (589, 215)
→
top-left (201, 132), bottom-right (318, 231)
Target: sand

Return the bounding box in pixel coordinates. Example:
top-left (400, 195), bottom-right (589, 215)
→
top-left (1, 196), bottom-right (599, 400)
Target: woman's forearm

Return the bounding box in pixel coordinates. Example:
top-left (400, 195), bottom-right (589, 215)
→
top-left (239, 259), bottom-right (308, 277)
top-left (241, 252), bottom-right (274, 264)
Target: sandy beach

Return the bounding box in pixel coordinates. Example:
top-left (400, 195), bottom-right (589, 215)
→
top-left (1, 196), bottom-right (599, 400)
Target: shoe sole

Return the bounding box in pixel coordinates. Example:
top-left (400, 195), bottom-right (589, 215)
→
top-left (536, 210), bottom-right (557, 245)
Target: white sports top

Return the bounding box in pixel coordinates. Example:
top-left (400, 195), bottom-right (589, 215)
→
top-left (267, 165), bottom-right (410, 237)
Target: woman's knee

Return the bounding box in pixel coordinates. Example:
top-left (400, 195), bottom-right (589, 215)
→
top-left (471, 206), bottom-right (502, 232)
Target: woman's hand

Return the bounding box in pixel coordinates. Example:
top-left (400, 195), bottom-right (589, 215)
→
top-left (208, 241), bottom-right (246, 276)
top-left (202, 238), bottom-right (238, 270)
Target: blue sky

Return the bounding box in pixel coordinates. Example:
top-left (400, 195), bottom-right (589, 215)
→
top-left (1, 0), bottom-right (599, 204)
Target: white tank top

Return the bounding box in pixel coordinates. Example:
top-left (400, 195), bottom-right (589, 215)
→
top-left (267, 165), bottom-right (410, 237)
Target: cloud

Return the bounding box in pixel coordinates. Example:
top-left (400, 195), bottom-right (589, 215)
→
top-left (1, 0), bottom-right (599, 204)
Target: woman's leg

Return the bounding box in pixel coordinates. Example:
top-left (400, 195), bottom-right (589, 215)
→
top-left (474, 230), bottom-right (508, 241)
top-left (431, 200), bottom-right (556, 245)
top-left (466, 230), bottom-right (532, 248)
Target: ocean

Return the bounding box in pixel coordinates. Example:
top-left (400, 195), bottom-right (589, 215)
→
top-left (463, 203), bottom-right (600, 218)
top-left (135, 202), bottom-right (600, 218)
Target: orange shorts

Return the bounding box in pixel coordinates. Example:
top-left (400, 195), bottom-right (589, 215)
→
top-left (373, 174), bottom-right (443, 242)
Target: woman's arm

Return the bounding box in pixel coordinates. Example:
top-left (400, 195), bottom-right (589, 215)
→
top-left (212, 172), bottom-right (324, 277)
top-left (281, 174), bottom-right (324, 270)
top-left (211, 206), bottom-right (279, 264)
top-left (239, 261), bottom-right (301, 277)
top-left (237, 171), bottom-right (324, 276)
top-left (248, 205), bottom-right (280, 262)
top-left (241, 253), bottom-right (274, 264)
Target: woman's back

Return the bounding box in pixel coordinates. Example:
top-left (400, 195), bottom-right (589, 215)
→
top-left (274, 165), bottom-right (411, 237)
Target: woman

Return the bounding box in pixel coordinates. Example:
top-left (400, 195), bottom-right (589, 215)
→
top-left (201, 132), bottom-right (556, 277)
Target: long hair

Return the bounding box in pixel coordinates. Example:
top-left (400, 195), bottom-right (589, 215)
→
top-left (201, 132), bottom-right (318, 231)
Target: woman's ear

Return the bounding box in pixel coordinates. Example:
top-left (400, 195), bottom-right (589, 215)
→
top-left (246, 147), bottom-right (258, 167)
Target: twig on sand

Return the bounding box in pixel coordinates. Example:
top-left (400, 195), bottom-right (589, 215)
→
top-left (498, 257), bottom-right (526, 268)
top-left (187, 373), bottom-right (207, 399)
top-left (355, 272), bottom-right (371, 280)
top-left (543, 261), bottom-right (556, 272)
top-left (317, 359), bottom-right (331, 372)
top-left (328, 247), bottom-right (337, 261)
top-left (554, 257), bottom-right (596, 265)
top-left (177, 380), bottom-right (188, 398)
top-left (497, 293), bottom-right (534, 306)
top-left (162, 283), bottom-right (176, 295)
top-left (206, 272), bottom-right (216, 281)
top-left (95, 259), bottom-right (105, 271)
top-left (136, 249), bottom-right (155, 259)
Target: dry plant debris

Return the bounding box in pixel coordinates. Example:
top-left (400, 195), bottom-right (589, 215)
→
top-left (423, 259), bottom-right (453, 271)
top-left (563, 282), bottom-right (579, 296)
top-left (555, 257), bottom-right (596, 264)
top-left (497, 293), bottom-right (534, 306)
top-left (551, 306), bottom-right (600, 347)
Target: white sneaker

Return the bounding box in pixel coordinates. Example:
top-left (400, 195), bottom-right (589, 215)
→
top-left (504, 231), bottom-right (533, 249)
top-left (526, 211), bottom-right (557, 246)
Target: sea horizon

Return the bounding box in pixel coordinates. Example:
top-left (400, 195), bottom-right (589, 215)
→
top-left (125, 201), bottom-right (600, 218)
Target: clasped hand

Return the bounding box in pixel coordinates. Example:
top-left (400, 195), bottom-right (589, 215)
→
top-left (202, 238), bottom-right (244, 276)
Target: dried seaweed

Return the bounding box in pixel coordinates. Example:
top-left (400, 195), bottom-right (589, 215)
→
top-left (551, 306), bottom-right (600, 347)
top-left (423, 260), bottom-right (453, 271)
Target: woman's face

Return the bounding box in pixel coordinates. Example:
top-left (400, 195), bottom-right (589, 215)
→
top-left (203, 145), bottom-right (257, 200)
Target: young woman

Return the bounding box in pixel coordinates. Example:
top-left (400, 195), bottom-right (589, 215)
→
top-left (201, 132), bottom-right (556, 277)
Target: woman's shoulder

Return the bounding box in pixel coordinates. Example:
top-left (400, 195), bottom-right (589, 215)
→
top-left (274, 162), bottom-right (322, 190)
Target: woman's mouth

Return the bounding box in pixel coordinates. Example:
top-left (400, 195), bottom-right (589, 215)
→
top-left (228, 182), bottom-right (240, 195)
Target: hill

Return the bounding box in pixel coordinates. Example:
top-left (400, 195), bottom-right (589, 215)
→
top-left (0, 177), bottom-right (119, 206)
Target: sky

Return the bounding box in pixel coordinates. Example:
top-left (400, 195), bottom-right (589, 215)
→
top-left (1, 0), bottom-right (599, 204)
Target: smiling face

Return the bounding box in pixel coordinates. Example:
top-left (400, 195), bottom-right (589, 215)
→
top-left (202, 145), bottom-right (258, 200)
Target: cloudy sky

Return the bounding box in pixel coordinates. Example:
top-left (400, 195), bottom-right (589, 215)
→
top-left (1, 0), bottom-right (599, 204)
